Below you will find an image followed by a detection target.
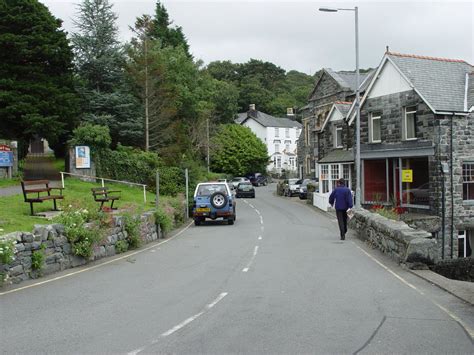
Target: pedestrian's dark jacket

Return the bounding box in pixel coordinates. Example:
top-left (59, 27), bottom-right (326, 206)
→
top-left (329, 186), bottom-right (353, 211)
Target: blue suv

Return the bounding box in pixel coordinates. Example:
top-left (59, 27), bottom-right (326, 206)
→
top-left (192, 182), bottom-right (236, 225)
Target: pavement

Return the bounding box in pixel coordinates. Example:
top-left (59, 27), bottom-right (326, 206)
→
top-left (291, 195), bottom-right (474, 306)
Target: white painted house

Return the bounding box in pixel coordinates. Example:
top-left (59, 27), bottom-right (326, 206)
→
top-left (236, 107), bottom-right (302, 173)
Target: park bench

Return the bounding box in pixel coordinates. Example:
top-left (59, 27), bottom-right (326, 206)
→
top-left (21, 180), bottom-right (64, 216)
top-left (91, 187), bottom-right (121, 211)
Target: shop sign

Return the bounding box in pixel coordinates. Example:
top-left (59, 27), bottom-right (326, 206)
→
top-left (75, 146), bottom-right (91, 169)
top-left (402, 169), bottom-right (413, 183)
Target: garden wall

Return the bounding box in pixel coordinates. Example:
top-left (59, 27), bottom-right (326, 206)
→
top-left (349, 209), bottom-right (438, 266)
top-left (430, 258), bottom-right (474, 282)
top-left (1, 212), bottom-right (160, 286)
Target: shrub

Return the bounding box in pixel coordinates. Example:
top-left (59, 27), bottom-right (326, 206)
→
top-left (115, 240), bottom-right (129, 254)
top-left (69, 124), bottom-right (112, 154)
top-left (123, 214), bottom-right (141, 249)
top-left (169, 196), bottom-right (185, 227)
top-left (31, 245), bottom-right (46, 271)
top-left (0, 238), bottom-right (16, 265)
top-left (154, 208), bottom-right (173, 233)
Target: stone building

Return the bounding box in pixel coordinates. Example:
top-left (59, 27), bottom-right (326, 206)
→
top-left (347, 51), bottom-right (474, 258)
top-left (297, 68), bottom-right (372, 179)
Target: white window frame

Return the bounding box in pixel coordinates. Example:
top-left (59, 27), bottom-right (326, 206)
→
top-left (458, 230), bottom-right (467, 258)
top-left (285, 128), bottom-right (290, 138)
top-left (463, 162), bottom-right (474, 201)
top-left (275, 127), bottom-right (279, 137)
top-left (370, 113), bottom-right (381, 143)
top-left (274, 143), bottom-right (280, 153)
top-left (404, 106), bottom-right (417, 141)
top-left (334, 126), bottom-right (343, 148)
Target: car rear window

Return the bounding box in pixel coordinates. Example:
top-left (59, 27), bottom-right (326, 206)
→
top-left (196, 184), bottom-right (227, 196)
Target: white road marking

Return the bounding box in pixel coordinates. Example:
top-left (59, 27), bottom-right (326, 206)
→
top-left (161, 292), bottom-right (228, 337)
top-left (354, 243), bottom-right (474, 339)
top-left (150, 250), bottom-right (156, 253)
top-left (242, 246), bottom-right (259, 272)
top-left (0, 221), bottom-right (194, 296)
top-left (258, 236), bottom-right (262, 240)
top-left (249, 203), bottom-right (255, 208)
top-left (255, 209), bottom-right (261, 215)
top-left (260, 216), bottom-right (263, 224)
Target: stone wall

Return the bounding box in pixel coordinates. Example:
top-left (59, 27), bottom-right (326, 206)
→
top-left (1, 211), bottom-right (161, 286)
top-left (430, 258), bottom-right (474, 282)
top-left (350, 209), bottom-right (438, 265)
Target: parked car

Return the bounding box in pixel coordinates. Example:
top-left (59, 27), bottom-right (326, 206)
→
top-left (230, 177), bottom-right (250, 189)
top-left (235, 182), bottom-right (255, 198)
top-left (192, 182), bottom-right (236, 225)
top-left (284, 178), bottom-right (301, 197)
top-left (299, 179), bottom-right (319, 199)
top-left (246, 172), bottom-right (267, 186)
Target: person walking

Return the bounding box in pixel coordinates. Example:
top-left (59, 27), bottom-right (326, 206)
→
top-left (329, 178), bottom-right (353, 240)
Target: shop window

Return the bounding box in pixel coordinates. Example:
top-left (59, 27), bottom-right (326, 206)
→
top-left (331, 164), bottom-right (340, 188)
top-left (321, 164), bottom-right (329, 193)
top-left (403, 106), bottom-right (417, 140)
top-left (343, 164), bottom-right (350, 182)
top-left (401, 157), bottom-right (429, 207)
top-left (463, 163), bottom-right (474, 201)
top-left (369, 113), bottom-right (381, 143)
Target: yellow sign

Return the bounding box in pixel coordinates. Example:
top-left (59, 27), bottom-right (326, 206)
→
top-left (402, 169), bottom-right (413, 183)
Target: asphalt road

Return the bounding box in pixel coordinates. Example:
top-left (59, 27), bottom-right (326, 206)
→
top-left (1, 184), bottom-right (473, 354)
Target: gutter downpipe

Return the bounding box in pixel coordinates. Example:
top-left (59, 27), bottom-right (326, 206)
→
top-left (450, 113), bottom-right (454, 259)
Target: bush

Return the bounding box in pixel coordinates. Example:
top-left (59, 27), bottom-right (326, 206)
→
top-left (0, 238), bottom-right (16, 264)
top-left (31, 245), bottom-right (45, 271)
top-left (123, 214), bottom-right (141, 249)
top-left (154, 208), bottom-right (173, 233)
top-left (69, 124), bottom-right (112, 154)
top-left (115, 240), bottom-right (129, 254)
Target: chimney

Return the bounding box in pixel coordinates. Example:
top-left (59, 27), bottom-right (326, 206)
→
top-left (249, 104), bottom-right (256, 111)
top-left (248, 104), bottom-right (257, 118)
top-left (286, 107), bottom-right (294, 117)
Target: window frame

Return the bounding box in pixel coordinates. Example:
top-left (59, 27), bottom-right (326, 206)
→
top-left (403, 106), bottom-right (417, 141)
top-left (285, 128), bottom-right (290, 138)
top-left (274, 127), bottom-right (280, 138)
top-left (334, 126), bottom-right (343, 148)
top-left (462, 162), bottom-right (474, 202)
top-left (369, 113), bottom-right (382, 143)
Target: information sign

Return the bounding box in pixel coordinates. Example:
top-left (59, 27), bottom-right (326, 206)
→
top-left (75, 146), bottom-right (91, 169)
top-left (402, 169), bottom-right (413, 183)
top-left (0, 151), bottom-right (13, 167)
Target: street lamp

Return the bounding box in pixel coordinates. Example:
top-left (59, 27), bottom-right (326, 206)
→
top-left (319, 7), bottom-right (361, 208)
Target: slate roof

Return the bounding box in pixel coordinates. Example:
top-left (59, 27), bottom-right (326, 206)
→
top-left (387, 52), bottom-right (473, 113)
top-left (318, 149), bottom-right (354, 163)
top-left (325, 69), bottom-right (370, 92)
top-left (235, 112), bottom-right (247, 124)
top-left (334, 101), bottom-right (352, 117)
top-left (237, 110), bottom-right (302, 128)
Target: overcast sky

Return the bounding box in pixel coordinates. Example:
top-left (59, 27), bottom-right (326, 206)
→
top-left (40, 0), bottom-right (473, 74)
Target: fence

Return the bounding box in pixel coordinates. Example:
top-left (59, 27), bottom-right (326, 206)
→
top-left (60, 172), bottom-right (147, 204)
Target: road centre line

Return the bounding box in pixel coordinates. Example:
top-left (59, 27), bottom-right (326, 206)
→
top-left (242, 246), bottom-right (259, 272)
top-left (354, 243), bottom-right (474, 339)
top-left (128, 292), bottom-right (228, 355)
top-left (0, 221), bottom-right (194, 296)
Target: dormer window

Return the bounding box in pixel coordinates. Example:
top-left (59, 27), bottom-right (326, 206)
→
top-left (334, 126), bottom-right (343, 148)
top-left (403, 106), bottom-right (417, 140)
top-left (369, 113), bottom-right (381, 143)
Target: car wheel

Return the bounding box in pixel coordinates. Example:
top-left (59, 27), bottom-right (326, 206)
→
top-left (194, 218), bottom-right (201, 226)
top-left (228, 218), bottom-right (234, 225)
top-left (210, 192), bottom-right (228, 209)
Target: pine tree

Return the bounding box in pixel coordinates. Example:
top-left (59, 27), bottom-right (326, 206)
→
top-left (0, 0), bottom-right (79, 156)
top-left (72, 0), bottom-right (143, 147)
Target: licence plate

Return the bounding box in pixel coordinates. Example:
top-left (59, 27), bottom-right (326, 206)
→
top-left (196, 208), bottom-right (210, 213)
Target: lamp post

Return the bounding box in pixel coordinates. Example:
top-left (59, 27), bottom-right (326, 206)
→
top-left (319, 7), bottom-right (361, 208)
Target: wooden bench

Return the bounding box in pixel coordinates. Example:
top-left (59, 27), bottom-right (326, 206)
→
top-left (21, 180), bottom-right (64, 216)
top-left (91, 187), bottom-right (121, 211)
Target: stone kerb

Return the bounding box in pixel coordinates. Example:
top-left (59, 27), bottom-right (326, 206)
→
top-left (0, 211), bottom-right (161, 286)
top-left (349, 209), bottom-right (438, 265)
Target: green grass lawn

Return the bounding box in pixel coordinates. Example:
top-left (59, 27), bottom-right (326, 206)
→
top-left (0, 177), bottom-right (157, 235)
top-left (0, 177), bottom-right (20, 188)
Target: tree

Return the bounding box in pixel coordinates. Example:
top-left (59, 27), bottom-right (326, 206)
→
top-left (149, 1), bottom-right (191, 58)
top-left (72, 0), bottom-right (143, 147)
top-left (0, 0), bottom-right (79, 157)
top-left (210, 125), bottom-right (268, 176)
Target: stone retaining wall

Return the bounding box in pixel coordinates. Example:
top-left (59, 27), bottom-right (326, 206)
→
top-left (1, 211), bottom-right (161, 285)
top-left (430, 258), bottom-right (474, 282)
top-left (349, 209), bottom-right (438, 265)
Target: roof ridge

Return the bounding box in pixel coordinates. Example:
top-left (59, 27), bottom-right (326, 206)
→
top-left (387, 51), bottom-right (469, 64)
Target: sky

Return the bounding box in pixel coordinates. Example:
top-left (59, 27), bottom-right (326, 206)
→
top-left (40, 0), bottom-right (473, 74)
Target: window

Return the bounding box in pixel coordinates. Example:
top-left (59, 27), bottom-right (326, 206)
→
top-left (331, 164), bottom-right (340, 188)
top-left (275, 128), bottom-right (279, 137)
top-left (296, 128), bottom-right (300, 137)
top-left (305, 121), bottom-right (310, 145)
top-left (334, 126), bottom-right (343, 148)
top-left (321, 164), bottom-right (329, 193)
top-left (285, 143), bottom-right (290, 152)
top-left (274, 143), bottom-right (280, 153)
top-left (463, 163), bottom-right (474, 201)
top-left (403, 106), bottom-right (417, 140)
top-left (285, 128), bottom-right (290, 138)
top-left (458, 230), bottom-right (472, 258)
top-left (276, 156), bottom-right (281, 168)
top-left (369, 113), bottom-right (381, 143)
top-left (343, 164), bottom-right (350, 181)
top-left (289, 157), bottom-right (295, 168)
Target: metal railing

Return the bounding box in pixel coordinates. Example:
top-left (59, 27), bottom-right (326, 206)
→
top-left (60, 172), bottom-right (147, 204)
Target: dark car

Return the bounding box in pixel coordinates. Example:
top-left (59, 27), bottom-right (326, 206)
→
top-left (236, 182), bottom-right (255, 198)
top-left (247, 173), bottom-right (268, 187)
top-left (298, 179), bottom-right (319, 199)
